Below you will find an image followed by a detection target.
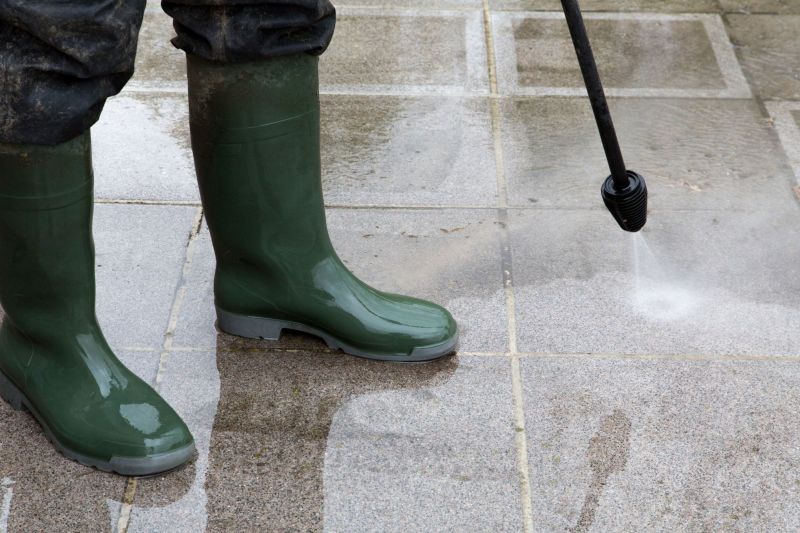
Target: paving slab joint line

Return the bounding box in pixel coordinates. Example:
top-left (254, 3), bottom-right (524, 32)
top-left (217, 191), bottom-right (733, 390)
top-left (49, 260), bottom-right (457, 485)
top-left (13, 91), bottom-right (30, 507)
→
top-left (460, 351), bottom-right (800, 362)
top-left (511, 356), bottom-right (534, 533)
top-left (114, 206), bottom-right (204, 533)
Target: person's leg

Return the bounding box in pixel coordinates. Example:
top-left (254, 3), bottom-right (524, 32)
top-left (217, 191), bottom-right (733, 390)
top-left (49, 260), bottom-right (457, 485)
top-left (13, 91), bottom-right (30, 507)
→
top-left (164, 1), bottom-right (459, 361)
top-left (0, 2), bottom-right (195, 474)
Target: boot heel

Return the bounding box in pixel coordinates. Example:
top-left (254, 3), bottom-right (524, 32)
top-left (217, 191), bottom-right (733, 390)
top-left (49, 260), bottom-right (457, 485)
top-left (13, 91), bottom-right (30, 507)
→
top-left (216, 308), bottom-right (285, 341)
top-left (0, 371), bottom-right (26, 411)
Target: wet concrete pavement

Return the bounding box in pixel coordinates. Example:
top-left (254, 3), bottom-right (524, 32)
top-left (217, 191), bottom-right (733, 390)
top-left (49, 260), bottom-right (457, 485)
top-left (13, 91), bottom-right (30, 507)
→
top-left (3, 0), bottom-right (800, 531)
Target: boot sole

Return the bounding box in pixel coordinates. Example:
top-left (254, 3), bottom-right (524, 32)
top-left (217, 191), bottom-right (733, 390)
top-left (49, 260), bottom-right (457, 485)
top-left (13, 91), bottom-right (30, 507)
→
top-left (217, 307), bottom-right (458, 362)
top-left (0, 370), bottom-right (195, 476)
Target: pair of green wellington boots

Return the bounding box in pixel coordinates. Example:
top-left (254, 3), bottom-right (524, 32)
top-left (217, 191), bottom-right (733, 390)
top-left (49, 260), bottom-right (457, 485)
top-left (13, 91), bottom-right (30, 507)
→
top-left (0, 54), bottom-right (458, 475)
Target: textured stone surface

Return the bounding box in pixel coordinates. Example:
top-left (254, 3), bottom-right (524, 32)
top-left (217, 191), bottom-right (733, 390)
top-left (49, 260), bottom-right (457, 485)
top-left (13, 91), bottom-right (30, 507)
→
top-left (130, 6), bottom-right (186, 89)
top-left (507, 16), bottom-right (725, 90)
top-left (130, 352), bottom-right (520, 532)
top-left (321, 95), bottom-right (497, 206)
top-left (500, 98), bottom-right (795, 211)
top-left (320, 9), bottom-right (488, 94)
top-left (522, 357), bottom-right (800, 531)
top-left (726, 15), bottom-right (800, 99)
top-left (94, 204), bottom-right (198, 350)
top-left (0, 398), bottom-right (125, 532)
top-left (493, 0), bottom-right (720, 11)
top-left (721, 0), bottom-right (800, 13)
top-left (509, 208), bottom-right (800, 356)
top-left (93, 93), bottom-right (197, 201)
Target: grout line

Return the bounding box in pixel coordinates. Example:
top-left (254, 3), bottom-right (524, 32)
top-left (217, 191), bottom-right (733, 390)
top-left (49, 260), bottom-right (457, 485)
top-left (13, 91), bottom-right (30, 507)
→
top-left (155, 206), bottom-right (205, 389)
top-left (114, 206), bottom-right (204, 533)
top-left (121, 83), bottom-right (758, 100)
top-left (94, 198), bottom-right (769, 213)
top-left (460, 351), bottom-right (800, 362)
top-left (511, 357), bottom-right (534, 533)
top-left (483, 2), bottom-right (531, 531)
top-left (115, 479), bottom-right (138, 533)
top-left (96, 198), bottom-right (202, 206)
top-left (764, 102), bottom-right (800, 186)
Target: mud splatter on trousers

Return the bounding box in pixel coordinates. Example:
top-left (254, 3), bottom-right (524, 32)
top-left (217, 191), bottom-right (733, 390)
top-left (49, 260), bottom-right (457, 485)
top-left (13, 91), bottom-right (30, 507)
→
top-left (0, 0), bottom-right (336, 145)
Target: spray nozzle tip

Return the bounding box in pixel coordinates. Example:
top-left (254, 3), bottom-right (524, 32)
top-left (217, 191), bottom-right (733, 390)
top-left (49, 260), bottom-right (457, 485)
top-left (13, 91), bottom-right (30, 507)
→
top-left (601, 171), bottom-right (648, 232)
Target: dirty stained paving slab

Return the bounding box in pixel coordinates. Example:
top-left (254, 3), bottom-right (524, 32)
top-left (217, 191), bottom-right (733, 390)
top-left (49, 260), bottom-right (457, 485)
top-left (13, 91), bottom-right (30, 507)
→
top-left (522, 358), bottom-right (800, 531)
top-left (499, 15), bottom-right (727, 91)
top-left (128, 353), bottom-right (520, 532)
top-left (319, 8), bottom-right (488, 95)
top-left (501, 97), bottom-right (796, 211)
top-left (725, 14), bottom-right (800, 100)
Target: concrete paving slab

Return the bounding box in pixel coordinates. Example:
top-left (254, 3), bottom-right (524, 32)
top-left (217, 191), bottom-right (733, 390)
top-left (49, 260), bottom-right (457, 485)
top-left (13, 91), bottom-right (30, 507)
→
top-left (500, 97), bottom-right (796, 211)
top-left (94, 204), bottom-right (198, 350)
top-left (130, 352), bottom-right (521, 532)
top-left (501, 15), bottom-right (725, 90)
top-left (493, 12), bottom-right (749, 98)
top-left (93, 93), bottom-right (197, 202)
top-left (172, 209), bottom-right (508, 353)
top-left (493, 0), bottom-right (720, 11)
top-left (321, 95), bottom-right (497, 206)
top-left (521, 357), bottom-right (800, 531)
top-left (509, 208), bottom-right (800, 356)
top-left (130, 6), bottom-right (186, 90)
top-left (338, 0), bottom-right (481, 6)
top-left (320, 8), bottom-right (488, 95)
top-left (0, 400), bottom-right (124, 532)
top-left (726, 14), bottom-right (800, 100)
top-left (721, 0), bottom-right (800, 13)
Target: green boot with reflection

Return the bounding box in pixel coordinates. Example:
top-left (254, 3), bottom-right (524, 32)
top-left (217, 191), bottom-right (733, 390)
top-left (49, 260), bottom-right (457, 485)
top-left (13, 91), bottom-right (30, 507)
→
top-left (187, 54), bottom-right (458, 361)
top-left (0, 133), bottom-right (195, 475)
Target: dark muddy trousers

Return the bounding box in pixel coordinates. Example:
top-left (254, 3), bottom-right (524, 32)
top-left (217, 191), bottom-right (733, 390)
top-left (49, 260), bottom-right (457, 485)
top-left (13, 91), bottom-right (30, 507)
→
top-left (0, 1), bottom-right (336, 145)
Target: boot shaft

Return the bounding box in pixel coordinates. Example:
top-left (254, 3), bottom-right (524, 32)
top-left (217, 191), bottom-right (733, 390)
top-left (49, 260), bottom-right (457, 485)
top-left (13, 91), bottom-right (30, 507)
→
top-left (186, 55), bottom-right (335, 289)
top-left (0, 133), bottom-right (98, 334)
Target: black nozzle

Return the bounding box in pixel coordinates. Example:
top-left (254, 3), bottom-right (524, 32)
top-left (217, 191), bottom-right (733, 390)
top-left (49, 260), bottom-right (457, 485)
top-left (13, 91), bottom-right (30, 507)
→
top-left (601, 171), bottom-right (648, 232)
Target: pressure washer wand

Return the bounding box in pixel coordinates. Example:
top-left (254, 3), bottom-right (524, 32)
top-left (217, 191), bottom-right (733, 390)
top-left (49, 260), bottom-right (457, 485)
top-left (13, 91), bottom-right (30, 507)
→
top-left (560, 0), bottom-right (648, 232)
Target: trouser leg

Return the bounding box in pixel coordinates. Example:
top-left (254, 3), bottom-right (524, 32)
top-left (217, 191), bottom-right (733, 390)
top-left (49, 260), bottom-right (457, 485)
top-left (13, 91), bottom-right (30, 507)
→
top-left (161, 0), bottom-right (336, 62)
top-left (0, 1), bottom-right (147, 145)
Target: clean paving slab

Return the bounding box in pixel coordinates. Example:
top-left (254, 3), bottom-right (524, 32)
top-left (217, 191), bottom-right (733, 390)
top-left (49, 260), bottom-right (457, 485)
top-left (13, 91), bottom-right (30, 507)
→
top-left (171, 209), bottom-right (509, 353)
top-left (726, 14), bottom-right (800, 100)
top-left (500, 97), bottom-right (796, 211)
top-left (521, 357), bottom-right (800, 531)
top-left (93, 93), bottom-right (197, 202)
top-left (321, 95), bottom-right (497, 206)
top-left (94, 204), bottom-right (199, 350)
top-left (509, 208), bottom-right (800, 356)
top-left (131, 352), bottom-right (521, 532)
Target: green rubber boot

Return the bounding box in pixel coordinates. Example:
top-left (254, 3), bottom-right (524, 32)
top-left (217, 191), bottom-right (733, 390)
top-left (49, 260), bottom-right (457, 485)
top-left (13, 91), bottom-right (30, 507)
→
top-left (187, 54), bottom-right (458, 362)
top-left (0, 133), bottom-right (195, 475)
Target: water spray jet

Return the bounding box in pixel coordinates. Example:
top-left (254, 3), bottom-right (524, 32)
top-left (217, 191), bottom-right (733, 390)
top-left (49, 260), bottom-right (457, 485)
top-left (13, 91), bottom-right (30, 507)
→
top-left (561, 0), bottom-right (649, 232)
